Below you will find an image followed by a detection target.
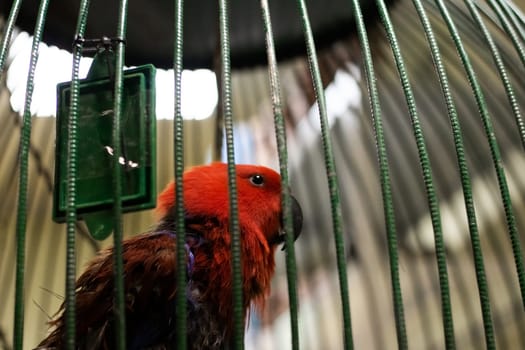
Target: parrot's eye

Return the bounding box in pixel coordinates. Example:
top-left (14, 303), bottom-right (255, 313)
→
top-left (250, 174), bottom-right (265, 186)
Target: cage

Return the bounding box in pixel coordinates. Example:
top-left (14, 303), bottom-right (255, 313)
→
top-left (1, 0), bottom-right (525, 349)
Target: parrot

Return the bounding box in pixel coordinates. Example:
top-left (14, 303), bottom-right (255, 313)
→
top-left (37, 162), bottom-right (303, 349)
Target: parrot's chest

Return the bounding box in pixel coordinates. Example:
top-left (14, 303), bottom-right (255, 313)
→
top-left (185, 286), bottom-right (228, 350)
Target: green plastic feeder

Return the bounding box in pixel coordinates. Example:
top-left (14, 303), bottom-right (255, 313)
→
top-left (53, 50), bottom-right (156, 239)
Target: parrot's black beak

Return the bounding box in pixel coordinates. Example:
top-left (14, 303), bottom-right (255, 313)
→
top-left (271, 195), bottom-right (303, 250)
top-left (290, 195), bottom-right (303, 242)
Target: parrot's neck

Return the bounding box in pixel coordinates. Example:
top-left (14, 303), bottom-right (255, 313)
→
top-left (189, 224), bottom-right (277, 341)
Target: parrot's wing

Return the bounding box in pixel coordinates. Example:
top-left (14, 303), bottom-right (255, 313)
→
top-left (37, 231), bottom-right (182, 349)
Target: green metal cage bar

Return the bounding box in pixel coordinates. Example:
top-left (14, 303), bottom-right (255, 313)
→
top-left (410, 0), bottom-right (496, 347)
top-left (218, 0), bottom-right (244, 348)
top-left (0, 0), bottom-right (21, 75)
top-left (435, 0), bottom-right (525, 308)
top-left (173, 0), bottom-right (187, 349)
top-left (0, 0), bottom-right (22, 343)
top-left (64, 1), bottom-right (91, 349)
top-left (12, 1), bottom-right (50, 348)
top-left (488, 0), bottom-right (525, 69)
top-left (259, 1), bottom-right (300, 349)
top-left (465, 0), bottom-right (525, 152)
top-left (374, 0), bottom-right (457, 348)
top-left (295, 0), bottom-right (354, 349)
top-left (501, 0), bottom-right (525, 41)
top-left (348, 0), bottom-right (408, 348)
top-left (111, 0), bottom-right (130, 348)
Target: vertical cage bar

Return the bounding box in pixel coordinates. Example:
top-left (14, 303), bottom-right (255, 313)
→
top-left (64, 1), bottom-right (91, 349)
top-left (411, 0), bottom-right (495, 347)
top-left (373, 0), bottom-right (457, 348)
top-left (465, 0), bottom-right (525, 160)
top-left (501, 0), bottom-right (525, 37)
top-left (348, 0), bottom-right (408, 348)
top-left (218, 0), bottom-right (244, 348)
top-left (173, 0), bottom-right (187, 349)
top-left (259, 1), bottom-right (300, 349)
top-left (434, 0), bottom-right (525, 309)
top-left (487, 0), bottom-right (525, 68)
top-left (295, 1), bottom-right (354, 348)
top-left (0, 0), bottom-right (22, 75)
top-left (13, 0), bottom-right (50, 349)
top-left (111, 0), bottom-right (129, 349)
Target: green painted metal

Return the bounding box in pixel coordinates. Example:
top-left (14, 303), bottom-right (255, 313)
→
top-left (260, 0), bottom-right (300, 349)
top-left (410, 0), bottom-right (495, 347)
top-left (295, 0), bottom-right (354, 349)
top-left (0, 0), bottom-right (22, 76)
top-left (13, 0), bottom-right (50, 349)
top-left (173, 0), bottom-right (187, 349)
top-left (487, 0), bottom-right (525, 69)
top-left (434, 0), bottom-right (525, 310)
top-left (348, 0), bottom-right (408, 348)
top-left (469, 0), bottom-right (525, 151)
top-left (112, 0), bottom-right (130, 348)
top-left (218, 0), bottom-right (244, 348)
top-left (374, 0), bottom-right (457, 348)
top-left (65, 0), bottom-right (91, 348)
top-left (501, 0), bottom-right (525, 41)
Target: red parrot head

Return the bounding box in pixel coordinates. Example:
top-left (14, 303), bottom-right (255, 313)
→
top-left (155, 162), bottom-right (302, 324)
top-left (156, 162), bottom-right (302, 249)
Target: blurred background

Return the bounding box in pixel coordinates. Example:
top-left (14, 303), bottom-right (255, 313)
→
top-left (1, 0), bottom-right (525, 348)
